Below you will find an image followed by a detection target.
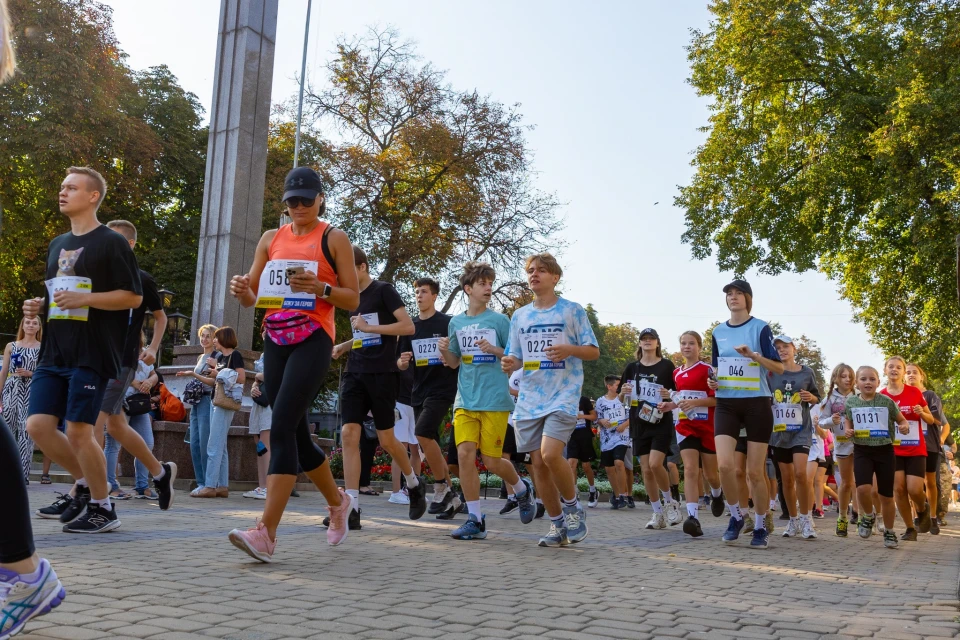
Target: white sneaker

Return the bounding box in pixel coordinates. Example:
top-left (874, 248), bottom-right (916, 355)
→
top-left (782, 518), bottom-right (800, 537)
top-left (431, 485), bottom-right (449, 504)
top-left (800, 515), bottom-right (818, 539)
top-left (664, 501), bottom-right (683, 526)
top-left (388, 492), bottom-right (410, 505)
top-left (243, 488), bottom-right (264, 499)
top-left (254, 487), bottom-right (267, 500)
top-left (645, 511), bottom-right (667, 530)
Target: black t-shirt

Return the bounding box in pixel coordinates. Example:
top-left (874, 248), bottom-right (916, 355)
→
top-left (397, 366), bottom-right (414, 405)
top-left (217, 350), bottom-right (245, 373)
top-left (619, 358), bottom-right (676, 431)
top-left (122, 269), bottom-right (164, 368)
top-left (346, 280), bottom-right (406, 374)
top-left (578, 396), bottom-right (593, 429)
top-left (922, 390), bottom-right (945, 452)
top-left (398, 311), bottom-right (459, 405)
top-left (38, 224), bottom-right (142, 380)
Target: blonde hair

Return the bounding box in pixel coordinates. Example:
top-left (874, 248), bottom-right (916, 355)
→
top-left (0, 0), bottom-right (15, 84)
top-left (16, 316), bottom-right (41, 342)
top-left (524, 252), bottom-right (563, 278)
top-left (66, 166), bottom-right (107, 208)
top-left (197, 324), bottom-right (218, 339)
top-left (855, 365), bottom-right (880, 386)
top-left (827, 363), bottom-right (855, 393)
top-left (884, 355), bottom-right (907, 374)
top-left (107, 219), bottom-right (137, 242)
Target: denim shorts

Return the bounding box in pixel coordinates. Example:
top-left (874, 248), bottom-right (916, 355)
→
top-left (29, 366), bottom-right (108, 426)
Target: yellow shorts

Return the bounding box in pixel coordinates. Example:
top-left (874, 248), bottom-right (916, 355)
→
top-left (453, 409), bottom-right (510, 458)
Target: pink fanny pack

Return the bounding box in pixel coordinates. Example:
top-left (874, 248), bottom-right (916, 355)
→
top-left (264, 311), bottom-right (321, 346)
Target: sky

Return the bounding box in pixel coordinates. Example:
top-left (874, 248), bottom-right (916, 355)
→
top-left (102, 0), bottom-right (884, 372)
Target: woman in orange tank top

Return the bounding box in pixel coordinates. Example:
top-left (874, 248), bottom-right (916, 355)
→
top-left (226, 167), bottom-right (359, 563)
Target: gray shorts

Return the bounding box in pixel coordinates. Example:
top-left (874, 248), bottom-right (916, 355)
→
top-left (765, 457), bottom-right (776, 479)
top-left (515, 411), bottom-right (577, 453)
top-left (624, 444), bottom-right (634, 470)
top-left (248, 403), bottom-right (272, 435)
top-left (100, 367), bottom-right (136, 416)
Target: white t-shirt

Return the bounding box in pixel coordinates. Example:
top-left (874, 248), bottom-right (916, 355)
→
top-left (595, 395), bottom-right (630, 452)
top-left (507, 369), bottom-right (522, 426)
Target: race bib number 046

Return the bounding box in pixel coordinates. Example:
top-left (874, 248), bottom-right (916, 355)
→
top-left (457, 328), bottom-right (497, 364)
top-left (412, 338), bottom-right (441, 367)
top-left (46, 276), bottom-right (92, 321)
top-left (255, 260), bottom-right (318, 310)
top-left (717, 357), bottom-right (760, 392)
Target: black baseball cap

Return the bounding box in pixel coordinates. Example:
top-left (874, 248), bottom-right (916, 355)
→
top-left (282, 166), bottom-right (324, 201)
top-left (639, 327), bottom-right (659, 339)
top-left (722, 279), bottom-right (753, 297)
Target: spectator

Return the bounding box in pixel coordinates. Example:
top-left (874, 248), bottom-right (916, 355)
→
top-left (244, 346), bottom-right (271, 500)
top-left (0, 316), bottom-right (41, 482)
top-left (104, 347), bottom-right (158, 499)
top-left (177, 324), bottom-right (219, 495)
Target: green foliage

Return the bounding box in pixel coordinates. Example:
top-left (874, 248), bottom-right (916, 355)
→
top-left (583, 304), bottom-right (638, 398)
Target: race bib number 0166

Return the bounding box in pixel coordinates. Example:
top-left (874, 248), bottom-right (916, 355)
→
top-left (850, 406), bottom-right (889, 439)
top-left (457, 329), bottom-right (497, 364)
top-left (255, 260), bottom-right (318, 310)
top-left (412, 338), bottom-right (441, 367)
top-left (716, 357), bottom-right (761, 392)
top-left (46, 276), bottom-right (92, 321)
top-left (773, 403), bottom-right (803, 433)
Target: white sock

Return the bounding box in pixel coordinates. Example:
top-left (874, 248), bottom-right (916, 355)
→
top-left (686, 502), bottom-right (698, 518)
top-left (91, 497), bottom-right (112, 511)
top-left (589, 483), bottom-right (596, 491)
top-left (512, 481), bottom-right (528, 497)
top-left (727, 502), bottom-right (742, 520)
top-left (770, 499), bottom-right (776, 509)
top-left (346, 489), bottom-right (359, 508)
top-left (651, 499), bottom-right (663, 513)
top-left (434, 483), bottom-right (447, 496)
top-left (711, 487), bottom-right (721, 498)
top-left (660, 489), bottom-right (672, 503)
top-left (755, 512), bottom-right (764, 530)
top-left (535, 498), bottom-right (543, 505)
top-left (403, 472), bottom-right (419, 488)
top-left (76, 478), bottom-right (88, 487)
top-left (467, 500), bottom-right (482, 519)
top-left (152, 466), bottom-right (166, 481)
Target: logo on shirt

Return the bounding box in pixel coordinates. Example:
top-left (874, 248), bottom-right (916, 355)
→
top-left (518, 324), bottom-right (563, 337)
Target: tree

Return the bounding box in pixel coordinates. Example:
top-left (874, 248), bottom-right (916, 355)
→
top-left (581, 305), bottom-right (639, 399)
top-left (676, 1), bottom-right (960, 388)
top-left (302, 27), bottom-right (563, 310)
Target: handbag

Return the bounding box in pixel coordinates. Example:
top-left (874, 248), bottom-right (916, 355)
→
top-left (182, 379), bottom-right (207, 405)
top-left (124, 393), bottom-right (152, 416)
top-left (213, 381), bottom-right (242, 411)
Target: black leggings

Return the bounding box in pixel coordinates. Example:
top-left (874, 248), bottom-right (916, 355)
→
top-left (0, 414), bottom-right (35, 563)
top-left (854, 443), bottom-right (895, 498)
top-left (263, 329), bottom-right (333, 476)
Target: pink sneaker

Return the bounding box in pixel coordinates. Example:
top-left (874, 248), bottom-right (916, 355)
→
top-left (326, 488), bottom-right (351, 546)
top-left (228, 520), bottom-right (276, 563)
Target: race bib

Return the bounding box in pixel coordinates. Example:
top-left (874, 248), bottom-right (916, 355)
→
top-left (717, 357), bottom-right (761, 392)
top-left (521, 328), bottom-right (566, 371)
top-left (46, 276), bottom-right (92, 321)
top-left (457, 328), bottom-right (497, 364)
top-left (634, 380), bottom-right (663, 407)
top-left (851, 406), bottom-right (889, 439)
top-left (412, 338), bottom-right (441, 366)
top-left (673, 390), bottom-right (708, 421)
top-left (255, 260), bottom-right (318, 310)
top-left (822, 413), bottom-right (849, 442)
top-left (576, 418), bottom-right (587, 429)
top-left (352, 313), bottom-right (381, 348)
top-left (773, 403), bottom-right (803, 433)
top-left (894, 420), bottom-right (921, 447)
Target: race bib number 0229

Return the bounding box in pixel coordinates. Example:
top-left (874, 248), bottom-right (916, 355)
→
top-left (412, 338), bottom-right (441, 366)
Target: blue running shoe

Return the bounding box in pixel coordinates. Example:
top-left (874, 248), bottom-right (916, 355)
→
top-left (750, 526), bottom-right (769, 549)
top-left (538, 522), bottom-right (569, 547)
top-left (451, 514), bottom-right (486, 540)
top-left (722, 515), bottom-right (745, 544)
top-left (0, 558), bottom-right (65, 640)
top-left (563, 503), bottom-right (588, 543)
top-left (516, 479), bottom-right (536, 525)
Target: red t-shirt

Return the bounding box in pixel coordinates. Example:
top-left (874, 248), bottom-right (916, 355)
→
top-left (881, 385), bottom-right (928, 457)
top-left (672, 361), bottom-right (715, 438)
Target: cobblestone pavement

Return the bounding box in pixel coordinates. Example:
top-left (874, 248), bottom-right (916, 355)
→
top-left (16, 482), bottom-right (960, 640)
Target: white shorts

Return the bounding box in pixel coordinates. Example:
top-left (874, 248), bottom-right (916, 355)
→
top-left (394, 403), bottom-right (417, 445)
top-left (808, 437), bottom-right (825, 462)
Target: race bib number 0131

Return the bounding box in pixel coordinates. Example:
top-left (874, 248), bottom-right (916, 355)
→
top-left (716, 357), bottom-right (761, 392)
top-left (521, 326), bottom-right (566, 371)
top-left (255, 260), bottom-right (318, 310)
top-left (850, 406), bottom-right (889, 439)
top-left (457, 328), bottom-right (497, 364)
top-left (412, 338), bottom-right (441, 367)
top-left (352, 313), bottom-right (381, 349)
top-left (46, 276), bottom-right (92, 321)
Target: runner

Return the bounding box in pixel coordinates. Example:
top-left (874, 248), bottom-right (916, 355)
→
top-left (225, 166), bottom-right (359, 561)
top-left (816, 364), bottom-right (856, 536)
top-left (331, 245), bottom-right (425, 526)
top-left (707, 279), bottom-right (783, 548)
top-left (501, 253), bottom-right (600, 547)
top-left (502, 368), bottom-right (545, 518)
top-left (881, 356), bottom-right (936, 541)
top-left (905, 362), bottom-right (947, 535)
top-left (658, 331), bottom-right (723, 537)
top-left (619, 328), bottom-right (681, 530)
top-left (397, 277), bottom-right (461, 516)
top-left (567, 395), bottom-right (599, 507)
top-left (438, 261), bottom-right (536, 539)
top-left (845, 366), bottom-right (910, 548)
top-left (595, 375), bottom-right (631, 510)
top-left (767, 335), bottom-right (821, 540)
top-left (24, 166), bottom-right (142, 533)
top-left (388, 367), bottom-right (420, 504)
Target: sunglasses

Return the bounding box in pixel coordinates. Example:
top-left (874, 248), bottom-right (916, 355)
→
top-left (284, 196), bottom-right (316, 209)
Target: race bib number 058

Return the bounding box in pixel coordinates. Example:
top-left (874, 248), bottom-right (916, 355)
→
top-left (255, 260), bottom-right (318, 310)
top-left (717, 357), bottom-right (761, 392)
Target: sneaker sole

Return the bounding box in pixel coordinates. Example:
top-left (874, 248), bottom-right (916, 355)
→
top-left (63, 519), bottom-right (121, 534)
top-left (451, 532), bottom-right (487, 540)
top-left (568, 525), bottom-right (588, 544)
top-left (159, 462), bottom-right (177, 511)
top-left (6, 581), bottom-right (66, 637)
top-left (326, 518), bottom-right (350, 547)
top-left (683, 522), bottom-right (703, 537)
top-left (537, 538), bottom-right (568, 547)
top-left (750, 542), bottom-right (769, 549)
top-left (228, 531), bottom-right (273, 563)
top-left (722, 536), bottom-right (740, 544)
top-left (35, 510), bottom-right (67, 520)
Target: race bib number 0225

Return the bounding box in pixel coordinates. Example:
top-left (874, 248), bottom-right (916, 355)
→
top-left (520, 325), bottom-right (566, 371)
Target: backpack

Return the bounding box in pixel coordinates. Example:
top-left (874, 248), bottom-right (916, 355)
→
top-left (158, 383), bottom-right (187, 422)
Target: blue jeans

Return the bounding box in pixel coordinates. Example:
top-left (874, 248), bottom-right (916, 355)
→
top-left (105, 413), bottom-right (154, 491)
top-left (204, 405), bottom-right (233, 489)
top-left (189, 396), bottom-right (212, 487)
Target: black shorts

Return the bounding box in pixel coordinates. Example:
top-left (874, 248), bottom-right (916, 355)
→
top-left (502, 424), bottom-right (518, 456)
top-left (735, 435), bottom-right (749, 455)
top-left (340, 372), bottom-right (397, 430)
top-left (772, 445), bottom-right (811, 465)
top-left (854, 444), bottom-right (895, 497)
top-left (895, 455), bottom-right (926, 479)
top-left (678, 435), bottom-right (714, 454)
top-left (600, 444), bottom-right (630, 468)
top-left (566, 428), bottom-right (596, 462)
top-left (446, 424), bottom-right (458, 466)
top-left (413, 396), bottom-right (454, 441)
top-left (633, 423), bottom-right (673, 457)
top-left (29, 366), bottom-right (108, 426)
top-left (715, 397), bottom-right (773, 443)
top-left (925, 451), bottom-right (940, 474)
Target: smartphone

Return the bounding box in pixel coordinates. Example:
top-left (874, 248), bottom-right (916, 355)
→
top-left (285, 266), bottom-right (305, 279)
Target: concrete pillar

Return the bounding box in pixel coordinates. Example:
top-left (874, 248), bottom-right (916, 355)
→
top-left (191, 0), bottom-right (278, 348)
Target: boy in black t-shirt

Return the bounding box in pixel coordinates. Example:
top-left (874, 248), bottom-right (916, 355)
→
top-left (25, 167), bottom-right (142, 534)
top-left (332, 246), bottom-right (421, 524)
top-left (566, 396), bottom-right (599, 507)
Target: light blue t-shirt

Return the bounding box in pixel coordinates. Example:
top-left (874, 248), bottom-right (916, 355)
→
top-left (710, 316), bottom-right (780, 398)
top-left (447, 309), bottom-right (515, 412)
top-left (506, 297), bottom-right (599, 420)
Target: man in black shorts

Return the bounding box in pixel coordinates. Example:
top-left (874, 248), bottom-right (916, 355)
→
top-left (25, 167), bottom-right (142, 534)
top-left (333, 246), bottom-right (422, 523)
top-left (398, 277), bottom-right (461, 516)
top-left (567, 396), bottom-right (598, 507)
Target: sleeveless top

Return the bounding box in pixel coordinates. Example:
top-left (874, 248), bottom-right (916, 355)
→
top-left (264, 221), bottom-right (338, 340)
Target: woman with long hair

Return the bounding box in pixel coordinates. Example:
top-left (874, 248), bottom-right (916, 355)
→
top-left (0, 316), bottom-right (42, 481)
top-left (905, 362), bottom-right (948, 536)
top-left (817, 363), bottom-right (856, 536)
top-left (176, 324), bottom-right (219, 495)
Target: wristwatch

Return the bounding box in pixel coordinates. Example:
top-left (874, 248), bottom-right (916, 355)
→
top-left (320, 283), bottom-right (332, 299)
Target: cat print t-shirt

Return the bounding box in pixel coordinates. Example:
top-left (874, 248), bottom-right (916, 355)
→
top-left (39, 224), bottom-right (142, 380)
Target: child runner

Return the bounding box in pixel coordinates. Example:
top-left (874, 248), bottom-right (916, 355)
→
top-left (439, 262), bottom-right (536, 539)
top-left (817, 364), bottom-right (856, 536)
top-left (707, 279), bottom-right (783, 549)
top-left (844, 366), bottom-right (910, 548)
top-left (567, 396), bottom-right (599, 507)
top-left (659, 330), bottom-right (723, 537)
top-left (501, 253), bottom-right (600, 547)
top-left (595, 375), bottom-right (631, 509)
top-left (905, 362), bottom-right (946, 536)
top-left (881, 356), bottom-right (936, 541)
top-left (768, 335), bottom-right (821, 540)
